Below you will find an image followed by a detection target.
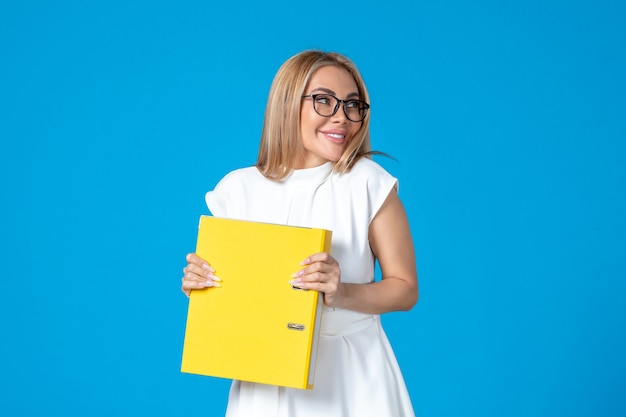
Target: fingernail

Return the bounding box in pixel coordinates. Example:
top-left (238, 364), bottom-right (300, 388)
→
top-left (300, 258), bottom-right (310, 266)
top-left (291, 270), bottom-right (304, 278)
top-left (207, 273), bottom-right (222, 282)
top-left (203, 281), bottom-right (221, 288)
top-left (202, 264), bottom-right (215, 273)
top-left (289, 279), bottom-right (302, 286)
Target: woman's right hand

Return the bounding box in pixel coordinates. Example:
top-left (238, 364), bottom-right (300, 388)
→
top-left (181, 253), bottom-right (222, 297)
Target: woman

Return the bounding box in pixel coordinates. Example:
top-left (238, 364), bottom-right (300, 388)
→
top-left (182, 50), bottom-right (418, 417)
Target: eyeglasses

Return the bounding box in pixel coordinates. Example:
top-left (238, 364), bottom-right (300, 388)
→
top-left (301, 94), bottom-right (370, 122)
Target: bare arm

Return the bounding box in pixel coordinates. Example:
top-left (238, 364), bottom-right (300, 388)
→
top-left (291, 187), bottom-right (418, 314)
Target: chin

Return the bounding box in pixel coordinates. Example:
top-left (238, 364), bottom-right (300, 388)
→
top-left (326, 153), bottom-right (343, 163)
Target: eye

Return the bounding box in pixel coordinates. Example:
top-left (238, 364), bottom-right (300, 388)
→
top-left (314, 95), bottom-right (332, 105)
top-left (345, 100), bottom-right (361, 109)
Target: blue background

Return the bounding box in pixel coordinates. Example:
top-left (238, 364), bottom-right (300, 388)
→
top-left (1, 1), bottom-right (625, 416)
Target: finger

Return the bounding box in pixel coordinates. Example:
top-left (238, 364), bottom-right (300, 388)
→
top-left (182, 273), bottom-right (222, 289)
top-left (300, 252), bottom-right (331, 265)
top-left (289, 278), bottom-right (334, 293)
top-left (290, 271), bottom-right (329, 290)
top-left (184, 263), bottom-right (222, 283)
top-left (293, 261), bottom-right (338, 281)
top-left (182, 262), bottom-right (222, 290)
top-left (186, 253), bottom-right (215, 272)
top-left (183, 253), bottom-right (221, 286)
top-left (182, 273), bottom-right (221, 289)
top-left (293, 257), bottom-right (332, 278)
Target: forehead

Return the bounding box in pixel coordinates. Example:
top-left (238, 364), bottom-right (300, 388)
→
top-left (307, 65), bottom-right (358, 93)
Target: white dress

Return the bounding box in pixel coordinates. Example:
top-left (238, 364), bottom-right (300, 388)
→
top-left (205, 158), bottom-right (415, 417)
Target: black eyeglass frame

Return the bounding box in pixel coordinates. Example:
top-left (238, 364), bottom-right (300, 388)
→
top-left (301, 94), bottom-right (370, 122)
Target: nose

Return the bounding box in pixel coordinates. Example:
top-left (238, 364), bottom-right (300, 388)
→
top-left (330, 103), bottom-right (348, 123)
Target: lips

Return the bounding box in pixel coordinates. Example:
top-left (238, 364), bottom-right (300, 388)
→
top-left (320, 129), bottom-right (347, 144)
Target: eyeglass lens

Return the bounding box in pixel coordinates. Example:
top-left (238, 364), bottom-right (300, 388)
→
top-left (312, 94), bottom-right (367, 122)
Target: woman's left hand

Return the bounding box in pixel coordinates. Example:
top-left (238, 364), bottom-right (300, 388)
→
top-left (289, 252), bottom-right (344, 308)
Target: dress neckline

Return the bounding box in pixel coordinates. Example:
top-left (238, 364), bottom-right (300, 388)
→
top-left (285, 161), bottom-right (333, 185)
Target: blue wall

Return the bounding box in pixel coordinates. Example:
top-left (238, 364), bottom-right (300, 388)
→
top-left (1, 1), bottom-right (624, 416)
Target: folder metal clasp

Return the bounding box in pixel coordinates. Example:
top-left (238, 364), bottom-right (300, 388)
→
top-left (287, 323), bottom-right (305, 331)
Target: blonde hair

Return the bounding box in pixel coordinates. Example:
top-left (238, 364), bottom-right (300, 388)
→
top-left (256, 50), bottom-right (372, 180)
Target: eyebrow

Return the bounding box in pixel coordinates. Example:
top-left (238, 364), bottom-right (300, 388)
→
top-left (310, 87), bottom-right (360, 99)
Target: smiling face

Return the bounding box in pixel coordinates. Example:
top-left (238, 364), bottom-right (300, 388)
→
top-left (297, 65), bottom-right (362, 169)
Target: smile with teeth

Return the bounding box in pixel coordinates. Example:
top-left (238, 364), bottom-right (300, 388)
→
top-left (321, 131), bottom-right (346, 143)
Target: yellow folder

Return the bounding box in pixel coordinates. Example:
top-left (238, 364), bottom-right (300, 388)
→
top-left (181, 216), bottom-right (332, 389)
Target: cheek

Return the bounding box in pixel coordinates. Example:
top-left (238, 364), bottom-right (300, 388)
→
top-left (304, 119), bottom-right (327, 140)
top-left (348, 124), bottom-right (362, 140)
top-left (300, 111), bottom-right (317, 133)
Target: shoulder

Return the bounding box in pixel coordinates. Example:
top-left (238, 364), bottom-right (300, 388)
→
top-left (214, 166), bottom-right (262, 186)
top-left (343, 157), bottom-right (398, 192)
top-left (349, 157), bottom-right (395, 180)
top-left (205, 166), bottom-right (264, 216)
top-left (336, 157), bottom-right (399, 222)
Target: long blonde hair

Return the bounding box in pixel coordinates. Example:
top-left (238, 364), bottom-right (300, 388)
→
top-left (256, 50), bottom-right (372, 180)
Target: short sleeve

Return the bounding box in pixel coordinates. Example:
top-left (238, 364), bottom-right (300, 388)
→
top-left (205, 188), bottom-right (226, 217)
top-left (204, 167), bottom-right (262, 219)
top-left (348, 158), bottom-right (398, 224)
top-left (204, 170), bottom-right (243, 217)
top-left (368, 168), bottom-right (398, 224)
